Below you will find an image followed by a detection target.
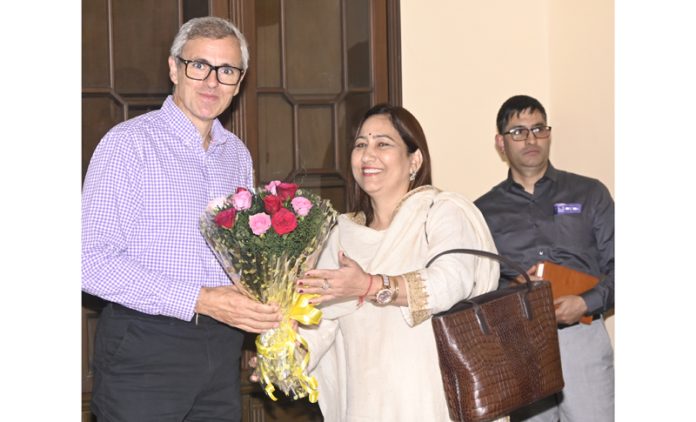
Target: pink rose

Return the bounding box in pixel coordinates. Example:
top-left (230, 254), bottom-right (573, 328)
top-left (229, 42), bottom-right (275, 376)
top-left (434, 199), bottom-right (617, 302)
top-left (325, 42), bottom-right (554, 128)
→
top-left (249, 212), bottom-right (272, 235)
top-left (276, 182), bottom-right (299, 201)
top-left (206, 196), bottom-right (228, 214)
top-left (213, 207), bottom-right (236, 229)
top-left (232, 189), bottom-right (252, 211)
top-left (291, 196), bottom-right (313, 217)
top-left (263, 194), bottom-right (282, 215)
top-left (271, 208), bottom-right (298, 235)
top-left (265, 180), bottom-right (281, 195)
top-left (236, 187), bottom-right (249, 193)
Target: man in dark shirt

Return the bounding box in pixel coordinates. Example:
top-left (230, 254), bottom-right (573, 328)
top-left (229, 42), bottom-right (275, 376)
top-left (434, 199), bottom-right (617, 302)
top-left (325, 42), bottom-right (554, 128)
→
top-left (475, 95), bottom-right (614, 422)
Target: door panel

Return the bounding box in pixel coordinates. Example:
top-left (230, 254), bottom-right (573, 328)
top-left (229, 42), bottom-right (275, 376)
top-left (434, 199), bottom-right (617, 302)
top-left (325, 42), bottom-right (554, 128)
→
top-left (252, 0), bottom-right (391, 210)
top-left (258, 94), bottom-right (295, 181)
top-left (285, 0), bottom-right (342, 95)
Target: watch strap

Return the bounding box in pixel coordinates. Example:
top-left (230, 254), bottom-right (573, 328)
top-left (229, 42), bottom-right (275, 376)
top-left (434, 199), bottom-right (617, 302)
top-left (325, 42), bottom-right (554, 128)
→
top-left (381, 274), bottom-right (390, 289)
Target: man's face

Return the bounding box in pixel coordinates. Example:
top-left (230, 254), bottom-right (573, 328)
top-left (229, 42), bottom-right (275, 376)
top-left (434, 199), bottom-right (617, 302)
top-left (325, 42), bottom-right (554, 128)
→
top-left (495, 109), bottom-right (551, 175)
top-left (168, 36), bottom-right (245, 131)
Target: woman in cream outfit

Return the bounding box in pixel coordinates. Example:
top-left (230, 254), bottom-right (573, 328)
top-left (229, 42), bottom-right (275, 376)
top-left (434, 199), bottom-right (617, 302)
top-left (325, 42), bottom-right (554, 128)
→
top-left (295, 104), bottom-right (508, 422)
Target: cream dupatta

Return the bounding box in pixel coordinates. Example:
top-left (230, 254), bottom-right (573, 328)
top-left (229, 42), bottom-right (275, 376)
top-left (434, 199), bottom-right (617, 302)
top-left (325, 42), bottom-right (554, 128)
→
top-left (300, 186), bottom-right (501, 421)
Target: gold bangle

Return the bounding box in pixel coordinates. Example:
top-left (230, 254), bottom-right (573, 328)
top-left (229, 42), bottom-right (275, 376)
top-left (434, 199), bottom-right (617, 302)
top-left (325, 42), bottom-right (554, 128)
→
top-left (389, 275), bottom-right (399, 301)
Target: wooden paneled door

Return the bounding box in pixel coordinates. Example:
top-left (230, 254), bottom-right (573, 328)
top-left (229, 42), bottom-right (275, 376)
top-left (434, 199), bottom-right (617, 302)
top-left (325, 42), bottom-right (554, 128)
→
top-left (245, 0), bottom-right (401, 210)
top-left (81, 0), bottom-right (400, 420)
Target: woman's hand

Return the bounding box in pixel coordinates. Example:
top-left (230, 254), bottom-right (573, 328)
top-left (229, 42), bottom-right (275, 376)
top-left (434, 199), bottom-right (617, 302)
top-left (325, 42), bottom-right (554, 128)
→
top-left (295, 251), bottom-right (373, 304)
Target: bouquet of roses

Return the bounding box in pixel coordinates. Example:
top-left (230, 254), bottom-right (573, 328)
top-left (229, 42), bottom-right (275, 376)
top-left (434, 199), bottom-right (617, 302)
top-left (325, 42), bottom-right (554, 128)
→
top-left (199, 180), bottom-right (337, 403)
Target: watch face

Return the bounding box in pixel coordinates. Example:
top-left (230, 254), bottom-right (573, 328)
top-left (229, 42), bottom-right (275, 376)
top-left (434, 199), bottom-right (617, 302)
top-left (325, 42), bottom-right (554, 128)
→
top-left (375, 288), bottom-right (393, 305)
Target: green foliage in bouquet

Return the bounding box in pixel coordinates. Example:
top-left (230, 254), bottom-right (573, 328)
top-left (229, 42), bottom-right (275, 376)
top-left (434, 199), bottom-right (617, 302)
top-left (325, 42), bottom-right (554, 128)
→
top-left (200, 181), bottom-right (336, 302)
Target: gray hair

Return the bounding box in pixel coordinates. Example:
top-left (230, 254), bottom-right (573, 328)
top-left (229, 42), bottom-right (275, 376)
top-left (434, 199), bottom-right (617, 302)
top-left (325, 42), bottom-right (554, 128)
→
top-left (170, 16), bottom-right (249, 70)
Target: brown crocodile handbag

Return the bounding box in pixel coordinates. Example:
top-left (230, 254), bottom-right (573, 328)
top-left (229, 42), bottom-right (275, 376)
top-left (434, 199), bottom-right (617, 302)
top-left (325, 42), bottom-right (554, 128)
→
top-left (428, 249), bottom-right (564, 422)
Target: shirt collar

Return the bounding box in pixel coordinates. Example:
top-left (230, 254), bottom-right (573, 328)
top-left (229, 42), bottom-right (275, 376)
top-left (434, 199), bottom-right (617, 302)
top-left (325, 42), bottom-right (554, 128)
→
top-left (209, 120), bottom-right (227, 148)
top-left (503, 162), bottom-right (558, 191)
top-left (161, 96), bottom-right (227, 148)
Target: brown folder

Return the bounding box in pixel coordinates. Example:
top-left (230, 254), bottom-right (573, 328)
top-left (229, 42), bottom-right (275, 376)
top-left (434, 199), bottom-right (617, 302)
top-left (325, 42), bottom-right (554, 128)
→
top-left (536, 261), bottom-right (599, 325)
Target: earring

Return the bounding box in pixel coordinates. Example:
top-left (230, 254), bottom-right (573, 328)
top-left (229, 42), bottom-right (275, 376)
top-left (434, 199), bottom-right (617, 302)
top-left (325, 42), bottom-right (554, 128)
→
top-left (409, 171), bottom-right (416, 181)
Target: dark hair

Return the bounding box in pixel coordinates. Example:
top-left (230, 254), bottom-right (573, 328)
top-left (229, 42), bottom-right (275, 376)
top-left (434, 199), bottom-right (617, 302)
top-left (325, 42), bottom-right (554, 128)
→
top-left (347, 103), bottom-right (432, 226)
top-left (496, 95), bottom-right (547, 134)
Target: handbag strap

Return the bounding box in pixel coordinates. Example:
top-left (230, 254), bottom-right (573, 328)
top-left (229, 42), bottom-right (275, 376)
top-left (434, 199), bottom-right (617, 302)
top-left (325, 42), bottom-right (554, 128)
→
top-left (426, 248), bottom-right (532, 285)
top-left (427, 248), bottom-right (536, 324)
top-left (422, 201), bottom-right (530, 289)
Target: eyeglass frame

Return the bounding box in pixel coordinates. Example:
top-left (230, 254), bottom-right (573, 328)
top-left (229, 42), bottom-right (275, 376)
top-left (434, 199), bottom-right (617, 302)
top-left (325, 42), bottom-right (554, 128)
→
top-left (176, 56), bottom-right (245, 86)
top-left (501, 125), bottom-right (552, 142)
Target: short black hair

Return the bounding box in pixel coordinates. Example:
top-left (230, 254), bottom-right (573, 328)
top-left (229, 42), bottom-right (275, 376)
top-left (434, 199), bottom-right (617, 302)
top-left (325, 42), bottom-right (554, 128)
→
top-left (496, 95), bottom-right (547, 134)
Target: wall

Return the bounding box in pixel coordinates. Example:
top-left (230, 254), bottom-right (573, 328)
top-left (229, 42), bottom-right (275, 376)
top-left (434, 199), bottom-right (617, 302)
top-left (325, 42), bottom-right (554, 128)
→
top-left (400, 0), bottom-right (614, 341)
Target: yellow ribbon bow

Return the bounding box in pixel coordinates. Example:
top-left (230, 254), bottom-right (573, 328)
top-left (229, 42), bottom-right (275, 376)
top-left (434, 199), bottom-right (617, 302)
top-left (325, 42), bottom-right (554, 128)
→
top-left (255, 292), bottom-right (322, 403)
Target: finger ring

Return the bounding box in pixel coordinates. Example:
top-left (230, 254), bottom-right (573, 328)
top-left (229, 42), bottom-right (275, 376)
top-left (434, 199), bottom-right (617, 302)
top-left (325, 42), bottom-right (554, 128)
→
top-left (322, 279), bottom-right (330, 290)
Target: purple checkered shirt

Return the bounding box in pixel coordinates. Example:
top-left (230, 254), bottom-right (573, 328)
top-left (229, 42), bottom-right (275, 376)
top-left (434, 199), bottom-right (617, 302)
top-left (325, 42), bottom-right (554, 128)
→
top-left (82, 96), bottom-right (254, 321)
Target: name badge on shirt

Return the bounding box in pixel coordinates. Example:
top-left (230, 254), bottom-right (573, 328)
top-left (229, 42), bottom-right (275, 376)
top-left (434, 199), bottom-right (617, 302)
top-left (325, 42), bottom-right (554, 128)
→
top-left (554, 203), bottom-right (582, 215)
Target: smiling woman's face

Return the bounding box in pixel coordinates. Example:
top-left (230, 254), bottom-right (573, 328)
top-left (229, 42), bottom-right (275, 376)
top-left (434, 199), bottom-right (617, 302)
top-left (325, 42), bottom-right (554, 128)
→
top-left (351, 114), bottom-right (420, 204)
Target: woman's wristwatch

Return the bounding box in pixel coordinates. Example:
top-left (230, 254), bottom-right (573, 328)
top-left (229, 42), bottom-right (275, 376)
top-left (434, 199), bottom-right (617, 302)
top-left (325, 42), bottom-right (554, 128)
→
top-left (374, 274), bottom-right (399, 305)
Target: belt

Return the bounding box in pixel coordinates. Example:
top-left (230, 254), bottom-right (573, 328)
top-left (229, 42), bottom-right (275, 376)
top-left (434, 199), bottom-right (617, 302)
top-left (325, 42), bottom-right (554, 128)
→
top-left (558, 313), bottom-right (601, 329)
top-left (110, 303), bottom-right (219, 325)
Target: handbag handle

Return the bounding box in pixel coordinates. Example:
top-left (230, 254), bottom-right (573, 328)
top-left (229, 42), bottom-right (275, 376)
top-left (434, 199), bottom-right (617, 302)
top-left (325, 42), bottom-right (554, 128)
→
top-left (426, 248), bottom-right (535, 328)
top-left (426, 248), bottom-right (532, 285)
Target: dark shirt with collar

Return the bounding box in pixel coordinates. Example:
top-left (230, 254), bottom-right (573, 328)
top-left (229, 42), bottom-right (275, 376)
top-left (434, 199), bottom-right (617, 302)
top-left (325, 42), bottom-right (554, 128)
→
top-left (474, 163), bottom-right (614, 315)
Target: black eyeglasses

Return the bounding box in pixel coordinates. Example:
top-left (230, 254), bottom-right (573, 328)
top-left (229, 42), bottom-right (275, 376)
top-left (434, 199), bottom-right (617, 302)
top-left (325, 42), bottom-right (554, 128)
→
top-left (176, 56), bottom-right (244, 86)
top-left (502, 126), bottom-right (552, 142)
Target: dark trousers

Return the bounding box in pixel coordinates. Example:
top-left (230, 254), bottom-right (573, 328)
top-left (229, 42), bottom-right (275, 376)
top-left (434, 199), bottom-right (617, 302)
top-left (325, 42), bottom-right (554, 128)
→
top-left (91, 303), bottom-right (245, 422)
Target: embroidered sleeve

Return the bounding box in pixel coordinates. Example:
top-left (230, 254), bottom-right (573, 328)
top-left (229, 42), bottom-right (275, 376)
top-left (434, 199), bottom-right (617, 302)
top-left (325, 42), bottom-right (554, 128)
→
top-left (403, 270), bottom-right (431, 325)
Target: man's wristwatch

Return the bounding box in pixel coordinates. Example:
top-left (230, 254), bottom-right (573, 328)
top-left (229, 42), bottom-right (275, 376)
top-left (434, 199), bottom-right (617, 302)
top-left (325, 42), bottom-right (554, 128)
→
top-left (374, 274), bottom-right (399, 305)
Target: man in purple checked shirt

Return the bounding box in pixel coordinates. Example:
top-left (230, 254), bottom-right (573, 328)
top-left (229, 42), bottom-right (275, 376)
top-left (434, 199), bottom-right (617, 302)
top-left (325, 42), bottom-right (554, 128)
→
top-left (82, 17), bottom-right (282, 421)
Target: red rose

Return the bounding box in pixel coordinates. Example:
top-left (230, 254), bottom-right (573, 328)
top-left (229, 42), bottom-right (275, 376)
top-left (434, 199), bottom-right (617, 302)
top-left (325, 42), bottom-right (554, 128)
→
top-left (213, 207), bottom-right (236, 229)
top-left (276, 182), bottom-right (299, 201)
top-left (263, 195), bottom-right (282, 215)
top-left (235, 187), bottom-right (249, 193)
top-left (271, 208), bottom-right (298, 235)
